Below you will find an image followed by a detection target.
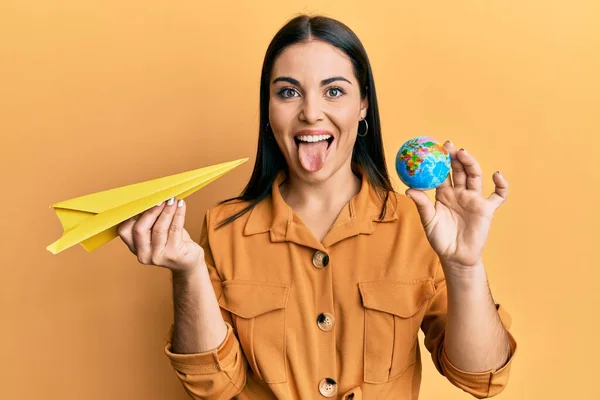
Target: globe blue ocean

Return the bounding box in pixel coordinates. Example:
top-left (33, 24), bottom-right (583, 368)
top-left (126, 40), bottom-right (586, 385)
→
top-left (395, 136), bottom-right (451, 190)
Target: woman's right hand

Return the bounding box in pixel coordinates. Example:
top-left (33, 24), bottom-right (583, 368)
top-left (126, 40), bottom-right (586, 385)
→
top-left (117, 197), bottom-right (204, 273)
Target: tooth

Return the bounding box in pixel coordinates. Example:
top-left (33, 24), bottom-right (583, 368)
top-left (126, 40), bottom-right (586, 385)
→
top-left (296, 134), bottom-right (334, 143)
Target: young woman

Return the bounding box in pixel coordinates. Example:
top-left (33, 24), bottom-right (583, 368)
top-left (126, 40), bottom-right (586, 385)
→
top-left (118, 14), bottom-right (517, 400)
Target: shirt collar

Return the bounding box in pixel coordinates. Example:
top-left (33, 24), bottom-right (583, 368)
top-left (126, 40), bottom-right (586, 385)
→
top-left (243, 170), bottom-right (398, 250)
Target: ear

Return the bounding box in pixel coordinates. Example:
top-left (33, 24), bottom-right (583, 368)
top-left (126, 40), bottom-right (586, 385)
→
top-left (360, 95), bottom-right (369, 120)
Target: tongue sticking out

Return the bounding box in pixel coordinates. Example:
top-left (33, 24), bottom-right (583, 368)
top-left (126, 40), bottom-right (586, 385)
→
top-left (298, 141), bottom-right (328, 172)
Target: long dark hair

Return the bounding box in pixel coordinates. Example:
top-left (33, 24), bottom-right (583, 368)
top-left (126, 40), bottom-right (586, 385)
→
top-left (217, 14), bottom-right (394, 228)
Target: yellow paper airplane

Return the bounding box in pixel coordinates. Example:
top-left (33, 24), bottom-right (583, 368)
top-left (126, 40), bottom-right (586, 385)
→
top-left (47, 157), bottom-right (248, 255)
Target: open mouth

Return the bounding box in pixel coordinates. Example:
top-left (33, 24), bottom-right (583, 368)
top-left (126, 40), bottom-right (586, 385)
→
top-left (294, 134), bottom-right (334, 149)
top-left (293, 131), bottom-right (335, 172)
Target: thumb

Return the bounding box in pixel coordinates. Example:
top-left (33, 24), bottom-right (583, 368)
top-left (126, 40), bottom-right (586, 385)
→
top-left (405, 189), bottom-right (435, 227)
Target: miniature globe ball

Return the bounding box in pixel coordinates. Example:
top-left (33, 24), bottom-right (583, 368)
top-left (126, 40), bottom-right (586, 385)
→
top-left (395, 136), bottom-right (451, 190)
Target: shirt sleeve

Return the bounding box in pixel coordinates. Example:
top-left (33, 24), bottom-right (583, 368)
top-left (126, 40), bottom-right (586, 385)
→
top-left (421, 260), bottom-right (518, 399)
top-left (163, 210), bottom-right (247, 400)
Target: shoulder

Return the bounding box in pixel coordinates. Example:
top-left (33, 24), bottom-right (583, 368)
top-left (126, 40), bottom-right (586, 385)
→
top-left (388, 190), bottom-right (412, 209)
top-left (379, 189), bottom-right (422, 224)
top-left (205, 198), bottom-right (253, 230)
top-left (389, 190), bottom-right (439, 269)
top-left (376, 190), bottom-right (432, 251)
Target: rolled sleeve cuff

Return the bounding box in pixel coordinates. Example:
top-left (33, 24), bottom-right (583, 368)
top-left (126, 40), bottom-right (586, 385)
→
top-left (164, 322), bottom-right (238, 375)
top-left (440, 304), bottom-right (518, 398)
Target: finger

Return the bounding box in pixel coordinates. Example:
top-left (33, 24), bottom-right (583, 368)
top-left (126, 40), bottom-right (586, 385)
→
top-left (151, 197), bottom-right (178, 254)
top-left (456, 148), bottom-right (483, 193)
top-left (406, 189), bottom-right (435, 228)
top-left (117, 216), bottom-right (138, 253)
top-left (487, 171), bottom-right (509, 210)
top-left (445, 141), bottom-right (466, 189)
top-left (132, 203), bottom-right (165, 263)
top-left (167, 199), bottom-right (187, 247)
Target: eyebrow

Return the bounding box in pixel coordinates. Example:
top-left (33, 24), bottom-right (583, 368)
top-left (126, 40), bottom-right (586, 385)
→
top-left (272, 76), bottom-right (352, 86)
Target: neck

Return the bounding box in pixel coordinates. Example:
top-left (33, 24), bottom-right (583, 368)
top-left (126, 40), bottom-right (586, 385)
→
top-left (279, 164), bottom-right (362, 213)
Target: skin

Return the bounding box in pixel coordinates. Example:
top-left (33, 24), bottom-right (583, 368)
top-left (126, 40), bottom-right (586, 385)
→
top-left (269, 40), bottom-right (368, 241)
top-left (406, 144), bottom-right (513, 372)
top-left (117, 39), bottom-right (511, 373)
top-left (117, 198), bottom-right (226, 353)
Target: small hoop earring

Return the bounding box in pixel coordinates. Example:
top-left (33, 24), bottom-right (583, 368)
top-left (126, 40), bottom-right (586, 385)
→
top-left (357, 119), bottom-right (368, 137)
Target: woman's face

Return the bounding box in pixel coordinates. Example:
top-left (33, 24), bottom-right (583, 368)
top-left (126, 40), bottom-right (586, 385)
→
top-left (269, 40), bottom-right (368, 182)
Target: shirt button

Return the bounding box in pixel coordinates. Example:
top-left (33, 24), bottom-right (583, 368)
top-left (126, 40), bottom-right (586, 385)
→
top-left (312, 251), bottom-right (329, 268)
top-left (317, 313), bottom-right (335, 332)
top-left (319, 378), bottom-right (338, 398)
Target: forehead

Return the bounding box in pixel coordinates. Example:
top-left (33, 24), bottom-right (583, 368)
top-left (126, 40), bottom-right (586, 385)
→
top-left (271, 40), bottom-right (356, 83)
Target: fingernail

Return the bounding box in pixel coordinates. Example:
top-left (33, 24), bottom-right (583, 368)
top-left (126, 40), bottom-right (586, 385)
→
top-left (177, 199), bottom-right (184, 207)
top-left (446, 140), bottom-right (453, 146)
top-left (155, 201), bottom-right (163, 207)
top-left (459, 148), bottom-right (466, 153)
top-left (167, 197), bottom-right (175, 206)
top-left (496, 171), bottom-right (502, 176)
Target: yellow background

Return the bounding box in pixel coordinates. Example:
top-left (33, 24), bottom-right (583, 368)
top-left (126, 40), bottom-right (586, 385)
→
top-left (1, 1), bottom-right (599, 398)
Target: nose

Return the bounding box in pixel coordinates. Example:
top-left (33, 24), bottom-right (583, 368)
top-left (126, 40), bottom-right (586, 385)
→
top-left (298, 92), bottom-right (324, 124)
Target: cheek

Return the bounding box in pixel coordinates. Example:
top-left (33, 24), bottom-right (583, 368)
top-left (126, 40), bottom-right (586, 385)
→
top-left (268, 101), bottom-right (292, 156)
top-left (331, 106), bottom-right (360, 137)
top-left (268, 100), bottom-right (291, 135)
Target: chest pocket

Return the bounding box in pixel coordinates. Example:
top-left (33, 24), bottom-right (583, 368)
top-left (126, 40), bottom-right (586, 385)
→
top-left (218, 280), bottom-right (290, 384)
top-left (358, 279), bottom-right (435, 384)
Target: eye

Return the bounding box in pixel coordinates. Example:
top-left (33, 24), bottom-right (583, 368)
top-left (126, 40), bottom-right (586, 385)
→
top-left (277, 87), bottom-right (299, 99)
top-left (326, 87), bottom-right (345, 98)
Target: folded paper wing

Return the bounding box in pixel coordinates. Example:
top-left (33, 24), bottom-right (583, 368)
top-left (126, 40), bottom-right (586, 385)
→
top-left (46, 157), bottom-right (248, 255)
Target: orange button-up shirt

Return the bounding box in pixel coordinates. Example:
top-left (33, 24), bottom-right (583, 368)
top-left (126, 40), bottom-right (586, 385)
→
top-left (165, 172), bottom-right (517, 399)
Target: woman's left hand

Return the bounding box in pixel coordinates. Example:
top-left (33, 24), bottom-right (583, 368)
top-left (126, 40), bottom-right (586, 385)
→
top-left (405, 141), bottom-right (508, 269)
